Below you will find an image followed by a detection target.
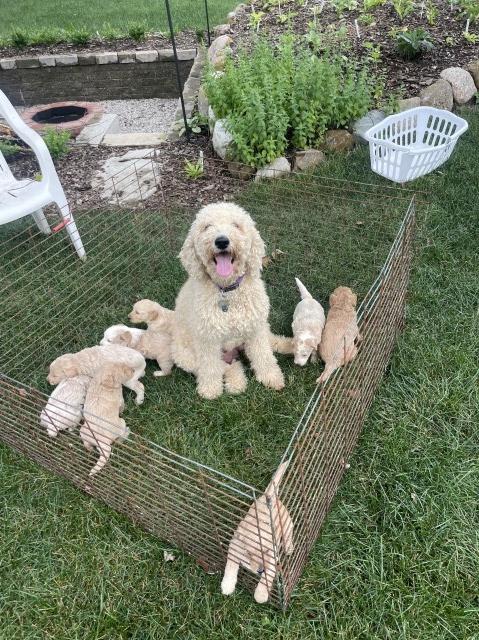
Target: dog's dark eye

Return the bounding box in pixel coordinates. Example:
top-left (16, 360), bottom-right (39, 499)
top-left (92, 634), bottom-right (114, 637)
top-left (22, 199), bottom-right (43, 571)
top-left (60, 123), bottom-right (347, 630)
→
top-left (203, 224), bottom-right (212, 231)
top-left (233, 222), bottom-right (242, 230)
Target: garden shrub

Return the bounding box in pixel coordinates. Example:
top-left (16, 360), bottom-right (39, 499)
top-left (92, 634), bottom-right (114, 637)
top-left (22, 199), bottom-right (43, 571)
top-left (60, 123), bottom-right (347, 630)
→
top-left (204, 37), bottom-right (382, 167)
top-left (42, 128), bottom-right (71, 159)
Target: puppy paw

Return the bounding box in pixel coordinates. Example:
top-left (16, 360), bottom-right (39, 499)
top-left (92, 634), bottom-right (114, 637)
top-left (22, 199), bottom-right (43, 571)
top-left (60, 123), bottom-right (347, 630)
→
top-left (224, 362), bottom-right (248, 395)
top-left (257, 367), bottom-right (285, 391)
top-left (254, 584), bottom-right (269, 604)
top-left (153, 370), bottom-right (167, 377)
top-left (198, 382), bottom-right (223, 400)
top-left (221, 578), bottom-right (236, 596)
top-left (135, 394), bottom-right (144, 405)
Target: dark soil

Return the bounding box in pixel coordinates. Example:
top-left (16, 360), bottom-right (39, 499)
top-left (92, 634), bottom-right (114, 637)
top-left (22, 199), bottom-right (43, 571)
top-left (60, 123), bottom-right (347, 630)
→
top-left (0, 31), bottom-right (201, 59)
top-left (228, 0), bottom-right (478, 95)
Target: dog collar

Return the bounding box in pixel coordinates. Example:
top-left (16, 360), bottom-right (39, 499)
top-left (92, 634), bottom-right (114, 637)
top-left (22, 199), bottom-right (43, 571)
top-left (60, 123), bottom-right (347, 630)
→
top-left (217, 274), bottom-right (245, 294)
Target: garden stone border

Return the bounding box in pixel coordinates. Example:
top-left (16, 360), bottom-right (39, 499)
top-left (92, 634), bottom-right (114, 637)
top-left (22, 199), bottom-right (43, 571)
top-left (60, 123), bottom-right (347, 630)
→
top-left (0, 48), bottom-right (197, 70)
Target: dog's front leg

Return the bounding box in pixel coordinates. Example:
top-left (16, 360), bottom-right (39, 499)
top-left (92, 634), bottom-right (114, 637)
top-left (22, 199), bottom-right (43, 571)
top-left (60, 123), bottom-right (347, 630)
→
top-left (196, 341), bottom-right (224, 400)
top-left (245, 327), bottom-right (285, 391)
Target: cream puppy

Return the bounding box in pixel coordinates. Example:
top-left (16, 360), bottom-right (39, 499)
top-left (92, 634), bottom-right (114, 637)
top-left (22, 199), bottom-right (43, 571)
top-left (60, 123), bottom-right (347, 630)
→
top-left (80, 363), bottom-right (132, 476)
top-left (101, 324), bottom-right (173, 377)
top-left (40, 375), bottom-right (90, 437)
top-left (47, 345), bottom-right (146, 404)
top-left (221, 461), bottom-right (294, 603)
top-left (128, 299), bottom-right (174, 333)
top-left (317, 286), bottom-right (360, 384)
top-left (292, 278), bottom-right (326, 366)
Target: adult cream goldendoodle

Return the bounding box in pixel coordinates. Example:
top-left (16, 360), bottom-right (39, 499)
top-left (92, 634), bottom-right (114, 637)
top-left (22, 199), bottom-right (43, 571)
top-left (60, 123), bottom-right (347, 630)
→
top-left (172, 202), bottom-right (286, 399)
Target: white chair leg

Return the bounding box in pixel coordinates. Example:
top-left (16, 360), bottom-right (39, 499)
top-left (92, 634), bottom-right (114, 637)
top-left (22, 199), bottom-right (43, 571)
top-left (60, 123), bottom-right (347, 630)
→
top-left (56, 200), bottom-right (86, 260)
top-left (31, 208), bottom-right (51, 235)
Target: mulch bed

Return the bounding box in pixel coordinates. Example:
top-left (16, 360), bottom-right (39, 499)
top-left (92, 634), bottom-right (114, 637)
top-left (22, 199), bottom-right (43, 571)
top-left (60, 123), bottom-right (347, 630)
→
top-left (0, 31), bottom-right (200, 59)
top-left (228, 0), bottom-right (478, 95)
top-left (7, 134), bottom-right (239, 214)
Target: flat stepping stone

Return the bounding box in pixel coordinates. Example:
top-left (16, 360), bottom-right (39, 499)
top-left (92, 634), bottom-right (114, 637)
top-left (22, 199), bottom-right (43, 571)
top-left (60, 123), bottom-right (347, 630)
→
top-left (102, 132), bottom-right (166, 147)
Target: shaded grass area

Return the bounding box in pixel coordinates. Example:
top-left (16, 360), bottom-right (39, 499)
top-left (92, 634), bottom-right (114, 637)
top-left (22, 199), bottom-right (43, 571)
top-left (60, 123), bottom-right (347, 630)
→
top-left (0, 0), bottom-right (235, 41)
top-left (0, 112), bottom-right (478, 637)
top-left (0, 170), bottom-right (405, 487)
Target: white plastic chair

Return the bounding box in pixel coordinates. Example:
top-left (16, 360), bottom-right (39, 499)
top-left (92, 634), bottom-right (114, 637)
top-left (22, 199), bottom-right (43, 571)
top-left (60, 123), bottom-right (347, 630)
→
top-left (0, 89), bottom-right (85, 259)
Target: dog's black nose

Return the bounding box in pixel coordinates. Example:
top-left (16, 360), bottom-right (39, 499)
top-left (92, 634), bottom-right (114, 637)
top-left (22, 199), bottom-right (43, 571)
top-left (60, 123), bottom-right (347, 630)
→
top-left (215, 235), bottom-right (230, 250)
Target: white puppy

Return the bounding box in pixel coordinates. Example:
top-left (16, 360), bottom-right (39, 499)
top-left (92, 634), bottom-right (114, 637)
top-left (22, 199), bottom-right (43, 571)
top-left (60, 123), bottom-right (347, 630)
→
top-left (292, 278), bottom-right (326, 366)
top-left (101, 324), bottom-right (173, 377)
top-left (221, 461), bottom-right (294, 603)
top-left (47, 345), bottom-right (146, 405)
top-left (40, 375), bottom-right (90, 437)
top-left (80, 363), bottom-right (132, 476)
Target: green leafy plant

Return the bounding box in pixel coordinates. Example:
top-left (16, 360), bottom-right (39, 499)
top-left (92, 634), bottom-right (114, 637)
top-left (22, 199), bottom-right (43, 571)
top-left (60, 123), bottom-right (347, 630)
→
top-left (31, 28), bottom-right (66, 45)
top-left (458, 0), bottom-right (479, 22)
top-left (396, 28), bottom-right (434, 59)
top-left (358, 13), bottom-right (376, 25)
top-left (172, 114), bottom-right (205, 137)
top-left (425, 0), bottom-right (439, 25)
top-left (69, 28), bottom-right (90, 45)
top-left (42, 128), bottom-right (71, 159)
top-left (205, 37), bottom-right (380, 168)
top-left (0, 141), bottom-right (22, 158)
top-left (277, 10), bottom-right (298, 25)
top-left (10, 30), bottom-right (29, 48)
top-left (330, 0), bottom-right (358, 16)
top-left (364, 41), bottom-right (382, 62)
top-left (249, 11), bottom-right (265, 32)
top-left (128, 23), bottom-right (147, 42)
top-left (391, 0), bottom-right (415, 20)
top-left (463, 31), bottom-right (479, 43)
top-left (363, 0), bottom-right (386, 9)
top-left (101, 24), bottom-right (122, 41)
top-left (444, 35), bottom-right (456, 45)
top-left (184, 158), bottom-right (204, 179)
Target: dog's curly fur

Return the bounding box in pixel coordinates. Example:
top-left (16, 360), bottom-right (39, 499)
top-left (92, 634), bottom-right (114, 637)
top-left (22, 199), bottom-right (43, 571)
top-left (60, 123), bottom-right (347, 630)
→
top-left (172, 202), bottom-right (285, 399)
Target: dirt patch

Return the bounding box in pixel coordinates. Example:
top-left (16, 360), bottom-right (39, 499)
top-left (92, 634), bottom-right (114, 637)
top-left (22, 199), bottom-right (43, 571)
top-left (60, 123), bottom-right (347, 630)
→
top-left (228, 0), bottom-right (478, 95)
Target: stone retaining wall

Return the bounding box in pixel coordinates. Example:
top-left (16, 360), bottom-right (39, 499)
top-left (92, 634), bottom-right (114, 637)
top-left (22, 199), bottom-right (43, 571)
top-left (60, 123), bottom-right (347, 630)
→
top-left (0, 49), bottom-right (196, 106)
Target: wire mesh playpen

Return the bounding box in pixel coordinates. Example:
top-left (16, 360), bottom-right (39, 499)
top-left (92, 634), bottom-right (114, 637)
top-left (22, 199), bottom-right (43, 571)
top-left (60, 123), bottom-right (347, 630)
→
top-left (0, 159), bottom-right (415, 609)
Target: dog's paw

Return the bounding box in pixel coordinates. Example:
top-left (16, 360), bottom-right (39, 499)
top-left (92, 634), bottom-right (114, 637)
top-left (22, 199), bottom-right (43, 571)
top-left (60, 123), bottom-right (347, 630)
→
top-left (153, 370), bottom-right (167, 377)
top-left (258, 367), bottom-right (285, 391)
top-left (221, 578), bottom-right (236, 596)
top-left (198, 382), bottom-right (223, 400)
top-left (135, 394), bottom-right (144, 405)
top-left (224, 362), bottom-right (248, 395)
top-left (254, 583), bottom-right (269, 604)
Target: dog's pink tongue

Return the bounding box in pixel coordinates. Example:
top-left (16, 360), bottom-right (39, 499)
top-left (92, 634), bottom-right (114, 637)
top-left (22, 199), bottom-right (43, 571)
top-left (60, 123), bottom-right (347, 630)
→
top-left (216, 254), bottom-right (234, 278)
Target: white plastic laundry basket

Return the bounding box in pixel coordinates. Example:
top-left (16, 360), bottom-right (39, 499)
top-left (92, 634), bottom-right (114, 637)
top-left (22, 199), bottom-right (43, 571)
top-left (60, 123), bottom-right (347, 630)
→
top-left (364, 107), bottom-right (468, 183)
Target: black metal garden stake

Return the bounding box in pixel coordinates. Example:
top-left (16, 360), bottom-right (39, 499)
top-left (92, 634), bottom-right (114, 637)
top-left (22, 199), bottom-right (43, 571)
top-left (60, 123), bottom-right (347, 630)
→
top-left (164, 0), bottom-right (190, 140)
top-left (204, 0), bottom-right (211, 46)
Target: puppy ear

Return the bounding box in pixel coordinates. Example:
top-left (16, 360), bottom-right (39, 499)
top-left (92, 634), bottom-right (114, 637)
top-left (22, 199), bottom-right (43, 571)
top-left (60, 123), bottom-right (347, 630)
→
top-left (147, 309), bottom-right (159, 322)
top-left (179, 224), bottom-right (204, 280)
top-left (247, 225), bottom-right (266, 276)
top-left (64, 363), bottom-right (78, 378)
top-left (119, 331), bottom-right (132, 347)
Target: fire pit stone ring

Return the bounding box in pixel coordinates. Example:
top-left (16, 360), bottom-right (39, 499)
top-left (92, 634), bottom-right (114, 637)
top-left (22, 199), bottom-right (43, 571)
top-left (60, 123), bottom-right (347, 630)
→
top-left (22, 101), bottom-right (104, 137)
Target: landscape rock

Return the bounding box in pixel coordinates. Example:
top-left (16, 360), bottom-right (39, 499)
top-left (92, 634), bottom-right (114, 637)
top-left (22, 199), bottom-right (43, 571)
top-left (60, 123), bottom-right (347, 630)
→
top-left (76, 114), bottom-right (120, 146)
top-left (352, 110), bottom-right (386, 145)
top-left (255, 157), bottom-right (291, 181)
top-left (294, 149), bottom-right (326, 171)
top-left (323, 129), bottom-right (354, 153)
top-left (92, 149), bottom-right (158, 204)
top-left (16, 58), bottom-right (40, 69)
top-left (208, 35), bottom-right (233, 71)
top-left (420, 79), bottom-right (454, 111)
top-left (38, 55), bottom-right (56, 67)
top-left (227, 161), bottom-right (255, 180)
top-left (214, 24), bottom-right (231, 37)
top-left (118, 51), bottom-right (136, 64)
top-left (0, 58), bottom-right (16, 70)
top-left (55, 54), bottom-right (78, 66)
top-left (398, 97), bottom-right (421, 112)
top-left (198, 86), bottom-right (209, 118)
top-left (440, 67), bottom-right (477, 104)
top-left (466, 59), bottom-right (479, 89)
top-left (208, 106), bottom-right (217, 134)
top-left (212, 119), bottom-right (234, 160)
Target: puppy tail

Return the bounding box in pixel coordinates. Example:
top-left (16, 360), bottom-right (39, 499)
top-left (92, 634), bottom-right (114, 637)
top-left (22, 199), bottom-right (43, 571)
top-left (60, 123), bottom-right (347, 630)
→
top-left (295, 277), bottom-right (312, 300)
top-left (269, 334), bottom-right (295, 355)
top-left (266, 460), bottom-right (289, 498)
top-left (89, 444), bottom-right (112, 477)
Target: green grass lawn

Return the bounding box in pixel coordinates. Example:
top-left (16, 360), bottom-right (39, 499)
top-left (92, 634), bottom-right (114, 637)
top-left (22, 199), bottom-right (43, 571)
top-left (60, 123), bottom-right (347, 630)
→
top-left (0, 0), bottom-right (236, 41)
top-left (1, 112), bottom-right (478, 637)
